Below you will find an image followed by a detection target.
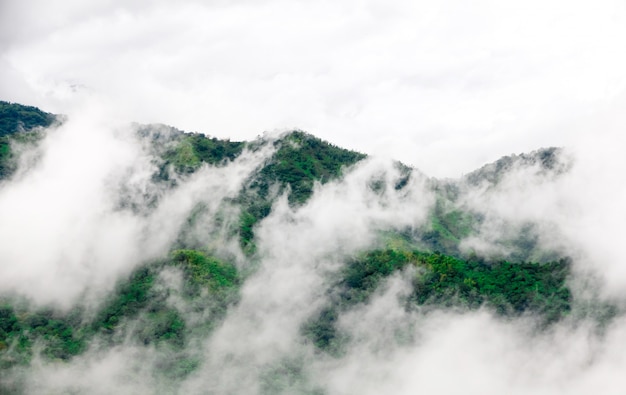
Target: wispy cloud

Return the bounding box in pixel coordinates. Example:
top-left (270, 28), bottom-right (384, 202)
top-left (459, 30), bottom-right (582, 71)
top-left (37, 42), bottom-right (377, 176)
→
top-left (1, 1), bottom-right (626, 393)
top-left (1, 0), bottom-right (625, 176)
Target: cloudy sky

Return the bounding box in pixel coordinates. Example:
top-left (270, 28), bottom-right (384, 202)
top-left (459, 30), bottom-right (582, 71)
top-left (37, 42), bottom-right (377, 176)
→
top-left (3, 2), bottom-right (626, 392)
top-left (1, 0), bottom-right (625, 177)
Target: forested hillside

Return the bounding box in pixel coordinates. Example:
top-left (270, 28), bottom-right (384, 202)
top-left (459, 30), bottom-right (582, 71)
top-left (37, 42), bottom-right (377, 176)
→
top-left (0, 102), bottom-right (613, 394)
top-left (0, 102), bottom-right (59, 180)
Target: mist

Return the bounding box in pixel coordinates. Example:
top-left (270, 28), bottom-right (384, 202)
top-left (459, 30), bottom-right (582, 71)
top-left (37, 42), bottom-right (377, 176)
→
top-left (2, 0), bottom-right (626, 177)
top-left (0, 104), bottom-right (274, 308)
top-left (2, 0), bottom-right (626, 394)
top-left (2, 116), bottom-right (625, 393)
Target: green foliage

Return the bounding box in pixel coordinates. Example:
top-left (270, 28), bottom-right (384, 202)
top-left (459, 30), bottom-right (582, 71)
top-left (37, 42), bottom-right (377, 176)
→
top-left (301, 307), bottom-right (344, 354)
top-left (421, 198), bottom-right (476, 256)
top-left (0, 130), bottom-right (46, 180)
top-left (304, 249), bottom-right (573, 353)
top-left (160, 134), bottom-right (245, 175)
top-left (187, 134), bottom-right (245, 165)
top-left (303, 249), bottom-right (415, 353)
top-left (0, 138), bottom-right (10, 174)
top-left (0, 103), bottom-right (52, 176)
top-left (90, 249), bottom-right (238, 341)
top-left (170, 249), bottom-right (239, 294)
top-left (237, 201), bottom-right (272, 253)
top-left (167, 138), bottom-right (201, 173)
top-left (254, 131), bottom-right (366, 205)
top-left (24, 309), bottom-right (86, 360)
top-left (151, 129), bottom-right (365, 254)
top-left (0, 248), bottom-right (241, 371)
top-left (341, 249), bottom-right (412, 302)
top-left (92, 267), bottom-right (156, 334)
top-left (86, 250), bottom-right (239, 354)
top-left (158, 354), bottom-right (201, 380)
top-left (412, 252), bottom-right (572, 322)
top-left (0, 101), bottom-right (56, 137)
top-left (0, 105), bottom-right (586, 382)
top-left (0, 306), bottom-right (19, 339)
top-left (464, 147), bottom-right (565, 187)
top-left (259, 357), bottom-right (325, 395)
top-left (0, 305), bottom-right (19, 357)
top-left (238, 131), bottom-right (366, 251)
top-left (136, 308), bottom-right (186, 348)
top-left (163, 250), bottom-right (241, 345)
top-left (239, 209), bottom-right (261, 254)
top-left (0, 304), bottom-right (86, 368)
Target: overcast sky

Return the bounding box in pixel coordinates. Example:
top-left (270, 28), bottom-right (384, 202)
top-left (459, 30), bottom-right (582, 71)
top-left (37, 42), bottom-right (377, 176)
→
top-left (3, 3), bottom-right (626, 392)
top-left (1, 0), bottom-right (625, 177)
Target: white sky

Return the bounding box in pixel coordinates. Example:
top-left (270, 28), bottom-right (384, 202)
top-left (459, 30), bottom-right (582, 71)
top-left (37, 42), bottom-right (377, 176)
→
top-left (2, 3), bottom-right (626, 391)
top-left (1, 0), bottom-right (625, 177)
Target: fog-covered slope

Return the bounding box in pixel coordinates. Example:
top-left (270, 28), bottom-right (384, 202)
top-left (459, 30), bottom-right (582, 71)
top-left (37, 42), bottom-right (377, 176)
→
top-left (0, 103), bottom-right (621, 394)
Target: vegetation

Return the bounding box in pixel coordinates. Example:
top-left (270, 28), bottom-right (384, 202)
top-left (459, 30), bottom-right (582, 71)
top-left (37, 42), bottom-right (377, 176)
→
top-left (0, 138), bottom-right (12, 179)
top-left (171, 249), bottom-right (239, 296)
top-left (251, 131), bottom-right (366, 205)
top-left (0, 303), bottom-right (86, 368)
top-left (159, 133), bottom-right (245, 176)
top-left (463, 147), bottom-right (565, 187)
top-left (144, 128), bottom-right (366, 253)
top-left (0, 102), bottom-right (601, 392)
top-left (91, 249), bottom-right (240, 348)
top-left (304, 249), bottom-right (572, 353)
top-left (0, 102), bottom-right (56, 180)
top-left (0, 101), bottom-right (56, 137)
top-left (92, 266), bottom-right (156, 334)
top-left (421, 198), bottom-right (476, 256)
top-left (411, 252), bottom-right (571, 319)
top-left (259, 356), bottom-right (325, 395)
top-left (238, 131), bottom-right (366, 252)
top-left (0, 249), bottom-right (240, 373)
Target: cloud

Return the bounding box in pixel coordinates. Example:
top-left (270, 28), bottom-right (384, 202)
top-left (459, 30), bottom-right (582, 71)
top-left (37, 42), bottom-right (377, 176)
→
top-left (0, 103), bottom-right (273, 308)
top-left (320, 297), bottom-right (626, 395)
top-left (0, 109), bottom-right (623, 393)
top-left (2, 0), bottom-right (625, 176)
top-left (179, 156), bottom-right (434, 393)
top-left (454, 103), bottom-right (626, 297)
top-left (1, 1), bottom-right (626, 393)
top-left (6, 344), bottom-right (166, 395)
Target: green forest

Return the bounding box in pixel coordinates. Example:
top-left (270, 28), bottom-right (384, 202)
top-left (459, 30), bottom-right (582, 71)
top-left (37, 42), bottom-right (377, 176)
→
top-left (0, 101), bottom-right (606, 393)
top-left (0, 102), bottom-right (56, 179)
top-left (0, 248), bottom-right (574, 371)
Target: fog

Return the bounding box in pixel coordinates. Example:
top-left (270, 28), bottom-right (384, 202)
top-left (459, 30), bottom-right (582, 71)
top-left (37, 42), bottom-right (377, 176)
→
top-left (2, 0), bottom-right (626, 394)
top-left (2, 0), bottom-right (625, 176)
top-left (0, 105), bottom-right (274, 308)
top-left (1, 115), bottom-right (625, 393)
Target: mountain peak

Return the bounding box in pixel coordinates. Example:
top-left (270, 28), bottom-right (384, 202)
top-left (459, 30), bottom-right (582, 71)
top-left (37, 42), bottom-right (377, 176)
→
top-left (463, 146), bottom-right (570, 187)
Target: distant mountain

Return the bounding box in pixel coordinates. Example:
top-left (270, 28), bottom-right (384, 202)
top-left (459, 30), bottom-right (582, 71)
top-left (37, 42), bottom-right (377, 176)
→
top-left (0, 102), bottom-right (61, 180)
top-left (463, 146), bottom-right (570, 187)
top-left (0, 101), bottom-right (57, 137)
top-left (0, 102), bottom-right (601, 394)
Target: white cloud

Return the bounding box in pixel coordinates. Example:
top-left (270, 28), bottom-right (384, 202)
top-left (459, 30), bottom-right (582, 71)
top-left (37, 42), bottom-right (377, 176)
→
top-left (1, 1), bottom-right (626, 393)
top-left (180, 156), bottom-right (434, 393)
top-left (1, 0), bottom-right (625, 176)
top-left (0, 102), bottom-right (273, 307)
top-left (455, 101), bottom-right (626, 297)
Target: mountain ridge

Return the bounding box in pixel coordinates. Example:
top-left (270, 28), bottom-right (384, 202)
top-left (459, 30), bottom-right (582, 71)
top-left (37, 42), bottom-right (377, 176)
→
top-left (0, 101), bottom-right (598, 395)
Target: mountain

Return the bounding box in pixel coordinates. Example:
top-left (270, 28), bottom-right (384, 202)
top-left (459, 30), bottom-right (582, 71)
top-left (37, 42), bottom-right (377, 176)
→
top-left (0, 101), bottom-right (57, 137)
top-left (463, 146), bottom-right (569, 187)
top-left (0, 102), bottom-right (60, 179)
top-left (0, 102), bottom-right (610, 394)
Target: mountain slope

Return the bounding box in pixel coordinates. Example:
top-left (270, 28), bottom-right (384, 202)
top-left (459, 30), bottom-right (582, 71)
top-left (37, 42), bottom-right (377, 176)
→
top-left (0, 102), bottom-right (60, 180)
top-left (0, 102), bottom-right (606, 395)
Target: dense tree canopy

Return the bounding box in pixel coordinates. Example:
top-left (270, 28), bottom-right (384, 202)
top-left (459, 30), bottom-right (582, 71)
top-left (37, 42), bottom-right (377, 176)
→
top-left (0, 101), bottom-right (56, 137)
top-left (0, 102), bottom-right (598, 393)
